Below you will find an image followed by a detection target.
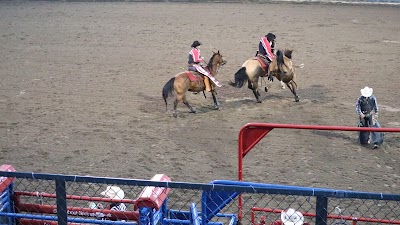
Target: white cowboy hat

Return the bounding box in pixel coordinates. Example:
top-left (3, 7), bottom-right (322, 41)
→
top-left (360, 86), bottom-right (373, 98)
top-left (101, 186), bottom-right (125, 200)
top-left (281, 208), bottom-right (304, 225)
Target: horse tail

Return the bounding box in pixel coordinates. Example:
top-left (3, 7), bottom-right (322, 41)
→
top-left (276, 49), bottom-right (285, 72)
top-left (162, 77), bottom-right (175, 110)
top-left (229, 67), bottom-right (248, 88)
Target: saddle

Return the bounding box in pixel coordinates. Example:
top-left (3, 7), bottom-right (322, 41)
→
top-left (185, 71), bottom-right (202, 82)
top-left (253, 54), bottom-right (269, 71)
top-left (185, 71), bottom-right (212, 91)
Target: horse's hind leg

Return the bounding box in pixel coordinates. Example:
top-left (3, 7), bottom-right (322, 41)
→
top-left (247, 80), bottom-right (261, 103)
top-left (182, 94), bottom-right (196, 114)
top-left (252, 79), bottom-right (262, 103)
top-left (247, 80), bottom-right (253, 90)
top-left (286, 81), bottom-right (299, 102)
top-left (252, 86), bottom-right (262, 103)
top-left (173, 98), bottom-right (179, 118)
top-left (173, 94), bottom-right (183, 118)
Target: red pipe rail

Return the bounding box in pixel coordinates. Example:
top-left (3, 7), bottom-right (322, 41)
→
top-left (12, 174), bottom-right (171, 223)
top-left (18, 219), bottom-right (84, 225)
top-left (14, 191), bottom-right (139, 221)
top-left (16, 203), bottom-right (139, 221)
top-left (251, 207), bottom-right (400, 225)
top-left (14, 191), bottom-right (137, 204)
top-left (237, 123), bottom-right (400, 221)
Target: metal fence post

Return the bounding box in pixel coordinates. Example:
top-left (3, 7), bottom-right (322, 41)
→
top-left (55, 178), bottom-right (67, 225)
top-left (8, 183), bottom-right (15, 225)
top-left (139, 207), bottom-right (151, 225)
top-left (316, 196), bottom-right (328, 225)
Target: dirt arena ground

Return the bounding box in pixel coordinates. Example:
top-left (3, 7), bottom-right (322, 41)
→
top-left (0, 1), bottom-right (399, 195)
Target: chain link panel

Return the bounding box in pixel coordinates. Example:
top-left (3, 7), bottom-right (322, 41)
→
top-left (1, 175), bottom-right (398, 225)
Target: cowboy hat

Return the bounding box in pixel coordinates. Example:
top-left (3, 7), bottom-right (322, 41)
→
top-left (360, 86), bottom-right (373, 98)
top-left (281, 208), bottom-right (304, 225)
top-left (101, 186), bottom-right (125, 200)
top-left (191, 40), bottom-right (202, 48)
top-left (266, 33), bottom-right (276, 41)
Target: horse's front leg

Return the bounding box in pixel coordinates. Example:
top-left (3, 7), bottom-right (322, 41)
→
top-left (286, 81), bottom-right (299, 102)
top-left (211, 89), bottom-right (220, 110)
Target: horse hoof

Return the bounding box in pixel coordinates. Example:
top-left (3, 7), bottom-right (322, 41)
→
top-left (214, 105), bottom-right (220, 110)
top-left (191, 108), bottom-right (197, 114)
top-left (173, 113), bottom-right (178, 118)
top-left (257, 100), bottom-right (262, 103)
top-left (264, 87), bottom-right (268, 92)
top-left (295, 98), bottom-right (300, 102)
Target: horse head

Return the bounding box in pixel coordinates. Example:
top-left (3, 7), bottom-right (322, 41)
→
top-left (284, 49), bottom-right (293, 59)
top-left (209, 50), bottom-right (227, 68)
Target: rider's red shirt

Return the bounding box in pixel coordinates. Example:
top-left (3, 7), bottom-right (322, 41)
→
top-left (260, 36), bottom-right (275, 61)
top-left (189, 48), bottom-right (202, 63)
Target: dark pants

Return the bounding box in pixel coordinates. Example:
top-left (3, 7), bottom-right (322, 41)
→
top-left (358, 116), bottom-right (383, 145)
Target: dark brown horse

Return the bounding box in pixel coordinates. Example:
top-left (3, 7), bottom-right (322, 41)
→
top-left (229, 49), bottom-right (300, 103)
top-left (162, 51), bottom-right (226, 118)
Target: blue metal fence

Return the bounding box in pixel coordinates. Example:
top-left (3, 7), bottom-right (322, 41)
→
top-left (1, 171), bottom-right (399, 225)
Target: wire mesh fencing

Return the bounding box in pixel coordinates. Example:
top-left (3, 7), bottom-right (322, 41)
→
top-left (1, 170), bottom-right (399, 225)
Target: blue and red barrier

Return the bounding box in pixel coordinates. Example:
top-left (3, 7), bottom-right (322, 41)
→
top-left (0, 170), bottom-right (171, 225)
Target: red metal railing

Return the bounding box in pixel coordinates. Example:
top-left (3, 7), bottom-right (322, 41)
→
top-left (251, 207), bottom-right (400, 225)
top-left (237, 123), bottom-right (400, 221)
top-left (14, 191), bottom-right (139, 221)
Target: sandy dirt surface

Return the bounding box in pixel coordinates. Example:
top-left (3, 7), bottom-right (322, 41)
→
top-left (0, 1), bottom-right (399, 194)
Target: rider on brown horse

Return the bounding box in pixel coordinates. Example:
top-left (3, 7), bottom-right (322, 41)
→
top-left (188, 40), bottom-right (212, 92)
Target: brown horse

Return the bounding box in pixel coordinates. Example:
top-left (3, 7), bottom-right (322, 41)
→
top-left (162, 51), bottom-right (227, 118)
top-left (229, 49), bottom-right (300, 103)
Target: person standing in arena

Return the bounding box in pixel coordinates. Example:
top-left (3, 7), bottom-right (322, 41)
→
top-left (356, 86), bottom-right (383, 149)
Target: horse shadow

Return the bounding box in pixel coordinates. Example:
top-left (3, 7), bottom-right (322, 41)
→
top-left (297, 84), bottom-right (330, 104)
top-left (221, 89), bottom-right (295, 108)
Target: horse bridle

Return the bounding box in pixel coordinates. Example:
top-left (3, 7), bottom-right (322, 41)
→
top-left (207, 54), bottom-right (225, 75)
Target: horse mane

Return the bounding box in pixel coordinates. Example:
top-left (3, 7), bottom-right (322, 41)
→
top-left (276, 49), bottom-right (291, 73)
top-left (207, 51), bottom-right (220, 69)
top-left (276, 49), bottom-right (284, 68)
